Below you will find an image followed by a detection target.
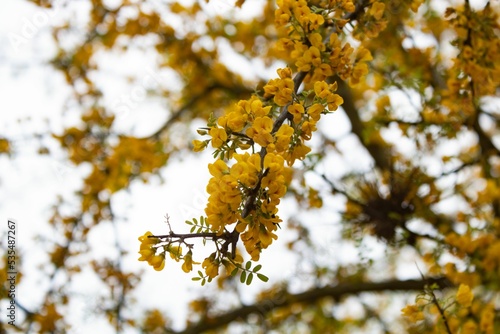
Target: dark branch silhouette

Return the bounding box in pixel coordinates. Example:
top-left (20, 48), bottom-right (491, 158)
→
top-left (169, 277), bottom-right (451, 334)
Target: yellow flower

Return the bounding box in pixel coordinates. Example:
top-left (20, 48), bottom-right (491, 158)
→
top-left (138, 248), bottom-right (155, 262)
top-left (182, 251), bottom-right (198, 273)
top-left (275, 79), bottom-right (294, 106)
top-left (274, 124), bottom-right (294, 152)
top-left (480, 304), bottom-right (495, 333)
top-left (456, 284), bottom-right (473, 307)
top-left (296, 46), bottom-right (321, 72)
top-left (250, 98), bottom-right (272, 117)
top-left (300, 121), bottom-right (315, 139)
top-left (285, 142), bottom-right (311, 165)
top-left (259, 225), bottom-right (277, 248)
top-left (351, 62), bottom-right (369, 85)
top-left (208, 159), bottom-right (228, 178)
top-left (246, 116), bottom-right (274, 147)
top-left (264, 152), bottom-right (285, 171)
top-left (314, 81), bottom-right (330, 99)
top-left (343, 0), bottom-right (355, 12)
top-left (275, 8), bottom-right (290, 25)
top-left (327, 93), bottom-right (344, 111)
top-left (138, 231), bottom-right (159, 262)
top-left (192, 139), bottom-right (207, 152)
top-left (401, 304), bottom-right (425, 322)
top-left (308, 13), bottom-right (325, 31)
top-left (226, 111), bottom-right (248, 132)
top-left (150, 254), bottom-right (165, 271)
top-left (308, 187), bottom-right (322, 208)
top-left (313, 64), bottom-right (333, 81)
top-left (462, 319), bottom-right (477, 334)
top-left (138, 231), bottom-right (157, 244)
top-left (231, 153), bottom-right (261, 187)
top-left (288, 103), bottom-right (304, 123)
top-left (293, 1), bottom-right (311, 26)
top-left (369, 2), bottom-right (385, 20)
top-left (307, 103), bottom-right (324, 122)
top-left (277, 67), bottom-right (292, 79)
top-left (202, 255), bottom-right (219, 278)
top-left (209, 127), bottom-right (227, 148)
top-left (168, 245), bottom-right (182, 262)
top-left (263, 78), bottom-right (279, 96)
top-left (264, 70), bottom-right (294, 106)
top-left (356, 46), bottom-right (373, 62)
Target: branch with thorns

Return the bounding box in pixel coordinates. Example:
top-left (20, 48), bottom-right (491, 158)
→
top-left (148, 214), bottom-right (239, 257)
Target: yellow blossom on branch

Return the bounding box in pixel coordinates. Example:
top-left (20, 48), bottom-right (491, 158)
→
top-left (288, 103), bottom-right (305, 124)
top-left (209, 127), bottom-right (228, 148)
top-left (246, 116), bottom-right (274, 147)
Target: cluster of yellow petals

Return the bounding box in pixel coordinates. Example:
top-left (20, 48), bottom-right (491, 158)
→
top-left (246, 116), bottom-right (274, 147)
top-left (205, 160), bottom-right (244, 233)
top-left (456, 284), bottom-right (474, 308)
top-left (202, 253), bottom-right (219, 279)
top-left (234, 153), bottom-right (287, 261)
top-left (314, 81), bottom-right (344, 111)
top-left (172, 0), bottom-right (375, 279)
top-left (263, 68), bottom-right (294, 106)
top-left (401, 304), bottom-right (425, 323)
top-left (138, 231), bottom-right (165, 271)
top-left (276, 0), bottom-right (318, 28)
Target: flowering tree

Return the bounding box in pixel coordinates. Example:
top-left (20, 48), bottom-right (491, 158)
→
top-left (1, 0), bottom-right (499, 332)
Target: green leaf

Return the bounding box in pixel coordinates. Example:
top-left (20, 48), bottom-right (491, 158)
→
top-left (257, 274), bottom-right (269, 282)
top-left (240, 271), bottom-right (247, 284)
top-left (231, 268), bottom-right (239, 276)
top-left (190, 226), bottom-right (196, 233)
top-left (198, 270), bottom-right (203, 277)
top-left (185, 220), bottom-right (192, 225)
top-left (193, 217), bottom-right (198, 224)
top-left (245, 261), bottom-right (251, 270)
top-left (201, 278), bottom-right (206, 286)
top-left (246, 273), bottom-right (254, 285)
top-left (192, 277), bottom-right (201, 281)
top-left (252, 265), bottom-right (262, 272)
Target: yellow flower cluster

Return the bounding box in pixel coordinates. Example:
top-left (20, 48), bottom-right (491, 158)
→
top-left (202, 253), bottom-right (219, 278)
top-left (480, 303), bottom-right (495, 334)
top-left (152, 0), bottom-right (372, 280)
top-left (235, 153), bottom-right (287, 261)
top-left (456, 284), bottom-right (474, 308)
top-left (138, 231), bottom-right (165, 271)
top-left (273, 0), bottom-right (372, 86)
top-left (314, 81), bottom-right (344, 111)
top-left (263, 67), bottom-right (294, 106)
top-left (275, 0), bottom-right (325, 30)
top-left (205, 160), bottom-right (244, 233)
top-left (401, 304), bottom-right (425, 322)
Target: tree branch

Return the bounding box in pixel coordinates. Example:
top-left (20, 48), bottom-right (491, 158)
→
top-left (169, 277), bottom-right (451, 334)
top-left (235, 71), bottom-right (309, 237)
top-left (147, 84), bottom-right (221, 140)
top-left (336, 78), bottom-right (391, 170)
